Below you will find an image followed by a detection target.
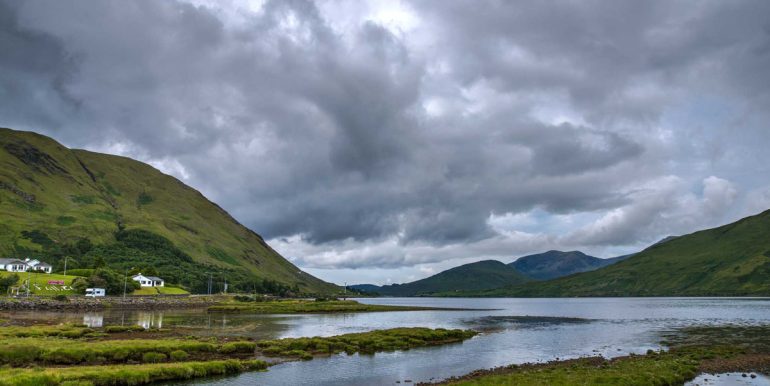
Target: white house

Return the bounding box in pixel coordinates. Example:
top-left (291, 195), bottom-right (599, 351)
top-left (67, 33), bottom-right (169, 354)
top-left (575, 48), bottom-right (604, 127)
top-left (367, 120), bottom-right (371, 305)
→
top-left (132, 273), bottom-right (164, 287)
top-left (24, 258), bottom-right (52, 274)
top-left (0, 258), bottom-right (29, 272)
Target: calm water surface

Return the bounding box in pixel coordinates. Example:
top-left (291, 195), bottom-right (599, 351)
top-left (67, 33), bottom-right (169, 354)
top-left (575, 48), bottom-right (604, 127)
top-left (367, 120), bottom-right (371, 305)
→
top-left (4, 297), bottom-right (769, 385)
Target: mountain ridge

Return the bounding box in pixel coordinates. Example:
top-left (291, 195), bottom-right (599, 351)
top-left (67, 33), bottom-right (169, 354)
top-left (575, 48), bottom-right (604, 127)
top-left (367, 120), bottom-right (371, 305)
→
top-left (354, 260), bottom-right (531, 296)
top-left (509, 250), bottom-right (631, 280)
top-left (477, 209), bottom-right (770, 297)
top-left (0, 127), bottom-right (337, 294)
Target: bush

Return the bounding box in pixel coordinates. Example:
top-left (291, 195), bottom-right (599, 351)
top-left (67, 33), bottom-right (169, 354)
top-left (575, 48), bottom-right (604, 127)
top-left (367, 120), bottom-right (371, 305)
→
top-left (169, 350), bottom-right (189, 361)
top-left (53, 294), bottom-right (69, 302)
top-left (104, 325), bottom-right (145, 333)
top-left (142, 352), bottom-right (167, 363)
top-left (0, 274), bottom-right (19, 292)
top-left (219, 341), bottom-right (256, 354)
top-left (0, 344), bottom-right (43, 366)
top-left (64, 269), bottom-right (94, 277)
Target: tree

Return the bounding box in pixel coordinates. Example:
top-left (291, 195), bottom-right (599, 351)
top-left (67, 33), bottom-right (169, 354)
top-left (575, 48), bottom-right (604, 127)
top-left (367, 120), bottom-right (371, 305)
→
top-left (0, 274), bottom-right (19, 293)
top-left (93, 256), bottom-right (106, 269)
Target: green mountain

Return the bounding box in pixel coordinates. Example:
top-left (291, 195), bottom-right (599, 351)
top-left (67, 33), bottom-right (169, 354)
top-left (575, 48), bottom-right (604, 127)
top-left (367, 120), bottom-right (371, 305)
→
top-left (0, 128), bottom-right (337, 295)
top-left (510, 250), bottom-right (630, 280)
top-left (483, 210), bottom-right (770, 297)
top-left (355, 260), bottom-right (532, 296)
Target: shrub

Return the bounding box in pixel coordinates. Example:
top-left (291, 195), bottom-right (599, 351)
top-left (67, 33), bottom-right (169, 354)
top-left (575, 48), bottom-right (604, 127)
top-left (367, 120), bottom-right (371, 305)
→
top-left (53, 294), bottom-right (69, 302)
top-left (104, 325), bottom-right (145, 333)
top-left (142, 352), bottom-right (167, 363)
top-left (219, 341), bottom-right (256, 354)
top-left (0, 344), bottom-right (43, 366)
top-left (169, 350), bottom-right (189, 361)
top-left (64, 269), bottom-right (94, 277)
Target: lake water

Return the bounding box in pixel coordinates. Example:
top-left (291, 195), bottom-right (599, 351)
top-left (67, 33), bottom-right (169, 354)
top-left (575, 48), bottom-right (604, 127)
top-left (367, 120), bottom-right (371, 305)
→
top-left (3, 297), bottom-right (770, 385)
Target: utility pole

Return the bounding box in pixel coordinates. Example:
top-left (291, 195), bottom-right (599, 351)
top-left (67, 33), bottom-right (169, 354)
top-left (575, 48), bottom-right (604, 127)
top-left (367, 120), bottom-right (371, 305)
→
top-left (207, 273), bottom-right (212, 295)
top-left (63, 256), bottom-right (68, 276)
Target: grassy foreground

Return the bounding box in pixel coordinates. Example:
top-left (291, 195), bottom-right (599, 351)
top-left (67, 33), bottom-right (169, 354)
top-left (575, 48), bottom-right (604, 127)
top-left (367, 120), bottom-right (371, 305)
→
top-left (207, 299), bottom-right (460, 313)
top-left (0, 324), bottom-right (477, 385)
top-left (429, 325), bottom-right (770, 385)
top-left (0, 359), bottom-right (267, 386)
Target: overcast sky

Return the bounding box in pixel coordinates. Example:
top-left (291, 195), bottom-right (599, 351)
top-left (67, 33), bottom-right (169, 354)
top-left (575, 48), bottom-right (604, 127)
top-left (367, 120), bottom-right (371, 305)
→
top-left (2, 0), bottom-right (770, 285)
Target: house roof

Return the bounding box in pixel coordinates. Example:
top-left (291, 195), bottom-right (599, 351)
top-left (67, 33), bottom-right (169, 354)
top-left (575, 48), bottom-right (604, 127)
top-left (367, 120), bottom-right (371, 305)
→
top-left (132, 274), bottom-right (163, 281)
top-left (35, 262), bottom-right (52, 267)
top-left (0, 258), bottom-right (26, 265)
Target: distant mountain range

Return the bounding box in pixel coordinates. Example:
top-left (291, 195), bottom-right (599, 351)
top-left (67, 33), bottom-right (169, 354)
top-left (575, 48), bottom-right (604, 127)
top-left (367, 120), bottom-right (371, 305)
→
top-left (352, 250), bottom-right (630, 296)
top-left (351, 260), bottom-right (531, 296)
top-left (478, 210), bottom-right (770, 297)
top-left (353, 210), bottom-right (770, 298)
top-left (509, 250), bottom-right (631, 280)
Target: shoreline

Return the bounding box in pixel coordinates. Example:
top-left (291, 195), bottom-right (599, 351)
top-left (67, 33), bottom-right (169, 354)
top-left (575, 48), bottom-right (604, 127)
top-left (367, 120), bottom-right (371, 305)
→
top-left (0, 295), bottom-right (225, 311)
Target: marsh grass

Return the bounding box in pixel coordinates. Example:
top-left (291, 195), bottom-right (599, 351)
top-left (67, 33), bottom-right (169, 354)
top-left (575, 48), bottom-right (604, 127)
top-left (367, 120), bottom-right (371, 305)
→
top-left (438, 352), bottom-right (700, 386)
top-left (0, 359), bottom-right (267, 386)
top-left (0, 324), bottom-right (477, 385)
top-left (257, 327), bottom-right (477, 359)
top-left (432, 325), bottom-right (770, 386)
top-left (0, 337), bottom-right (218, 365)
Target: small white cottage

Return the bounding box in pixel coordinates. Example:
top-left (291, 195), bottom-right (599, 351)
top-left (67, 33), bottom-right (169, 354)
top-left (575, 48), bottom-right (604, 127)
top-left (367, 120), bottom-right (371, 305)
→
top-left (0, 258), bottom-right (29, 272)
top-left (24, 258), bottom-right (53, 273)
top-left (132, 273), bottom-right (165, 287)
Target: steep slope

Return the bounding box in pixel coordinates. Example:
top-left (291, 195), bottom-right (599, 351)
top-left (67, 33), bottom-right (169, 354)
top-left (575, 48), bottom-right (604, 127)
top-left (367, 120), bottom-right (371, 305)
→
top-left (510, 250), bottom-right (629, 280)
top-left (485, 210), bottom-right (770, 297)
top-left (369, 260), bottom-right (531, 296)
top-left (0, 128), bottom-right (337, 294)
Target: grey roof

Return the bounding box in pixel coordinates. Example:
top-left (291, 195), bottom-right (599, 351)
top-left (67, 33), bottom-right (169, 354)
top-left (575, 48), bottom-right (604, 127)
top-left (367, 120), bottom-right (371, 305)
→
top-left (146, 276), bottom-right (163, 281)
top-left (35, 262), bottom-right (52, 267)
top-left (0, 258), bottom-right (26, 265)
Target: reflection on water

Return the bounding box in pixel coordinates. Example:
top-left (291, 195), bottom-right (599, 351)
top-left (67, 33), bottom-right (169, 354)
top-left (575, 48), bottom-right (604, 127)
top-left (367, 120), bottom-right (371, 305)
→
top-left (686, 373), bottom-right (770, 386)
top-left (82, 312), bottom-right (103, 328)
top-left (3, 297), bottom-right (770, 385)
top-left (136, 312), bottom-right (164, 329)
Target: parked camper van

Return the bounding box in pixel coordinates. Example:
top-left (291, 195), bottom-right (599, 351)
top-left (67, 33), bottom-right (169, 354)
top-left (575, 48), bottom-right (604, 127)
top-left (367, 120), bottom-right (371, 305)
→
top-left (85, 288), bottom-right (105, 297)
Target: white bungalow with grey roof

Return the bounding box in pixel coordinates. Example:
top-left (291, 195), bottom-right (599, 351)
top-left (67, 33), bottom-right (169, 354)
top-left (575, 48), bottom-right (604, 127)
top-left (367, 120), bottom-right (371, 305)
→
top-left (132, 273), bottom-right (164, 287)
top-left (24, 258), bottom-right (53, 273)
top-left (0, 258), bottom-right (29, 272)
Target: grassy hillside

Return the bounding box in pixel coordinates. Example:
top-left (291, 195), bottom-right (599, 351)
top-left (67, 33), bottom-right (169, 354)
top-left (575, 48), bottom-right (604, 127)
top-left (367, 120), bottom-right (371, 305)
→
top-left (510, 250), bottom-right (629, 280)
top-left (368, 260), bottom-right (532, 296)
top-left (0, 128), bottom-right (337, 295)
top-left (484, 209), bottom-right (770, 297)
top-left (0, 271), bottom-right (79, 295)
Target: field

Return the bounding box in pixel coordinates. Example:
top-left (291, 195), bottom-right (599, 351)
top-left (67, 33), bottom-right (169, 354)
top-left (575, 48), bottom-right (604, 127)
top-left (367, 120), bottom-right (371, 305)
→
top-left (0, 271), bottom-right (80, 295)
top-left (132, 286), bottom-right (190, 296)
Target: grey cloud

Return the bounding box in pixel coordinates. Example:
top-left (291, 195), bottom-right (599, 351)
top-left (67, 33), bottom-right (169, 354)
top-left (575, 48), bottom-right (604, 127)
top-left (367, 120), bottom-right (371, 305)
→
top-left (1, 0), bottom-right (768, 274)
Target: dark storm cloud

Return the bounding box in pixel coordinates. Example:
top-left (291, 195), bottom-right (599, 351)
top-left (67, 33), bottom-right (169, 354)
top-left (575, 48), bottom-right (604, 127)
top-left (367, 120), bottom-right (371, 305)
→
top-left (1, 0), bottom-right (769, 272)
top-left (0, 1), bottom-right (79, 130)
